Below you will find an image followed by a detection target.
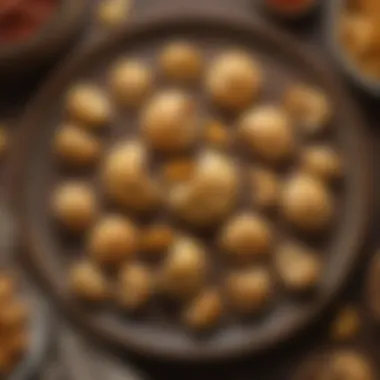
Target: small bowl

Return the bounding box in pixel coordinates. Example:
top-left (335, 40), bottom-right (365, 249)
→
top-left (0, 0), bottom-right (89, 81)
top-left (327, 0), bottom-right (380, 97)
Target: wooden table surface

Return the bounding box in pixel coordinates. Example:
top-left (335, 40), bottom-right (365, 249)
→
top-left (3, 1), bottom-right (380, 379)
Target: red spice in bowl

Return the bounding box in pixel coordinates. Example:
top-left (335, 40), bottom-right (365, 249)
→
top-left (265, 0), bottom-right (317, 17)
top-left (0, 0), bottom-right (58, 45)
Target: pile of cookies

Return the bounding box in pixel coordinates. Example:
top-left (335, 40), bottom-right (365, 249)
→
top-left (51, 41), bottom-right (342, 332)
top-left (0, 273), bottom-right (29, 375)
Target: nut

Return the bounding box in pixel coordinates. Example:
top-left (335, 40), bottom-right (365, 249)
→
top-left (88, 215), bottom-right (139, 266)
top-left (52, 182), bottom-right (98, 233)
top-left (207, 51), bottom-right (262, 110)
top-left (53, 124), bottom-right (101, 167)
top-left (238, 105), bottom-right (294, 164)
top-left (159, 41), bottom-right (202, 81)
top-left (66, 84), bottom-right (111, 128)
top-left (225, 267), bottom-right (272, 315)
top-left (69, 260), bottom-right (109, 302)
top-left (301, 145), bottom-right (343, 182)
top-left (102, 141), bottom-right (161, 213)
top-left (183, 289), bottom-right (223, 330)
top-left (158, 236), bottom-right (207, 300)
top-left (274, 242), bottom-right (322, 292)
top-left (141, 90), bottom-right (199, 153)
top-left (109, 59), bottom-right (152, 106)
top-left (116, 263), bottom-right (153, 311)
top-left (281, 174), bottom-right (334, 233)
top-left (284, 84), bottom-right (331, 135)
top-left (169, 151), bottom-right (239, 227)
top-left (220, 213), bottom-right (273, 262)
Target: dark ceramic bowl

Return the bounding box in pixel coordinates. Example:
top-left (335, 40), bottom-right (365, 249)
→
top-left (327, 0), bottom-right (380, 96)
top-left (0, 0), bottom-right (89, 80)
top-left (10, 11), bottom-right (371, 362)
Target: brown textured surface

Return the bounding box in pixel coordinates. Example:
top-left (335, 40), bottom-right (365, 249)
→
top-left (1, 0), bottom-right (380, 379)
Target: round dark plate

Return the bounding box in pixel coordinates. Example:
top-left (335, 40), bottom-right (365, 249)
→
top-left (9, 12), bottom-right (371, 362)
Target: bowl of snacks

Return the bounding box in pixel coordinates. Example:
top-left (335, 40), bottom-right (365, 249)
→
top-left (0, 0), bottom-right (88, 80)
top-left (10, 12), bottom-right (370, 361)
top-left (329, 0), bottom-right (380, 95)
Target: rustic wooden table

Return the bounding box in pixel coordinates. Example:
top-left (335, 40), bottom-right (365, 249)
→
top-left (3, 1), bottom-right (380, 379)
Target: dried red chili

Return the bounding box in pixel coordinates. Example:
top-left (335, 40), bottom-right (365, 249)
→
top-left (0, 0), bottom-right (58, 45)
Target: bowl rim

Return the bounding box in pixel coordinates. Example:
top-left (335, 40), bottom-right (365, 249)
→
top-left (9, 10), bottom-right (372, 362)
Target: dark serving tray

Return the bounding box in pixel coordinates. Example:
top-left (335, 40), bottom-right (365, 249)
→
top-left (9, 11), bottom-right (371, 362)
